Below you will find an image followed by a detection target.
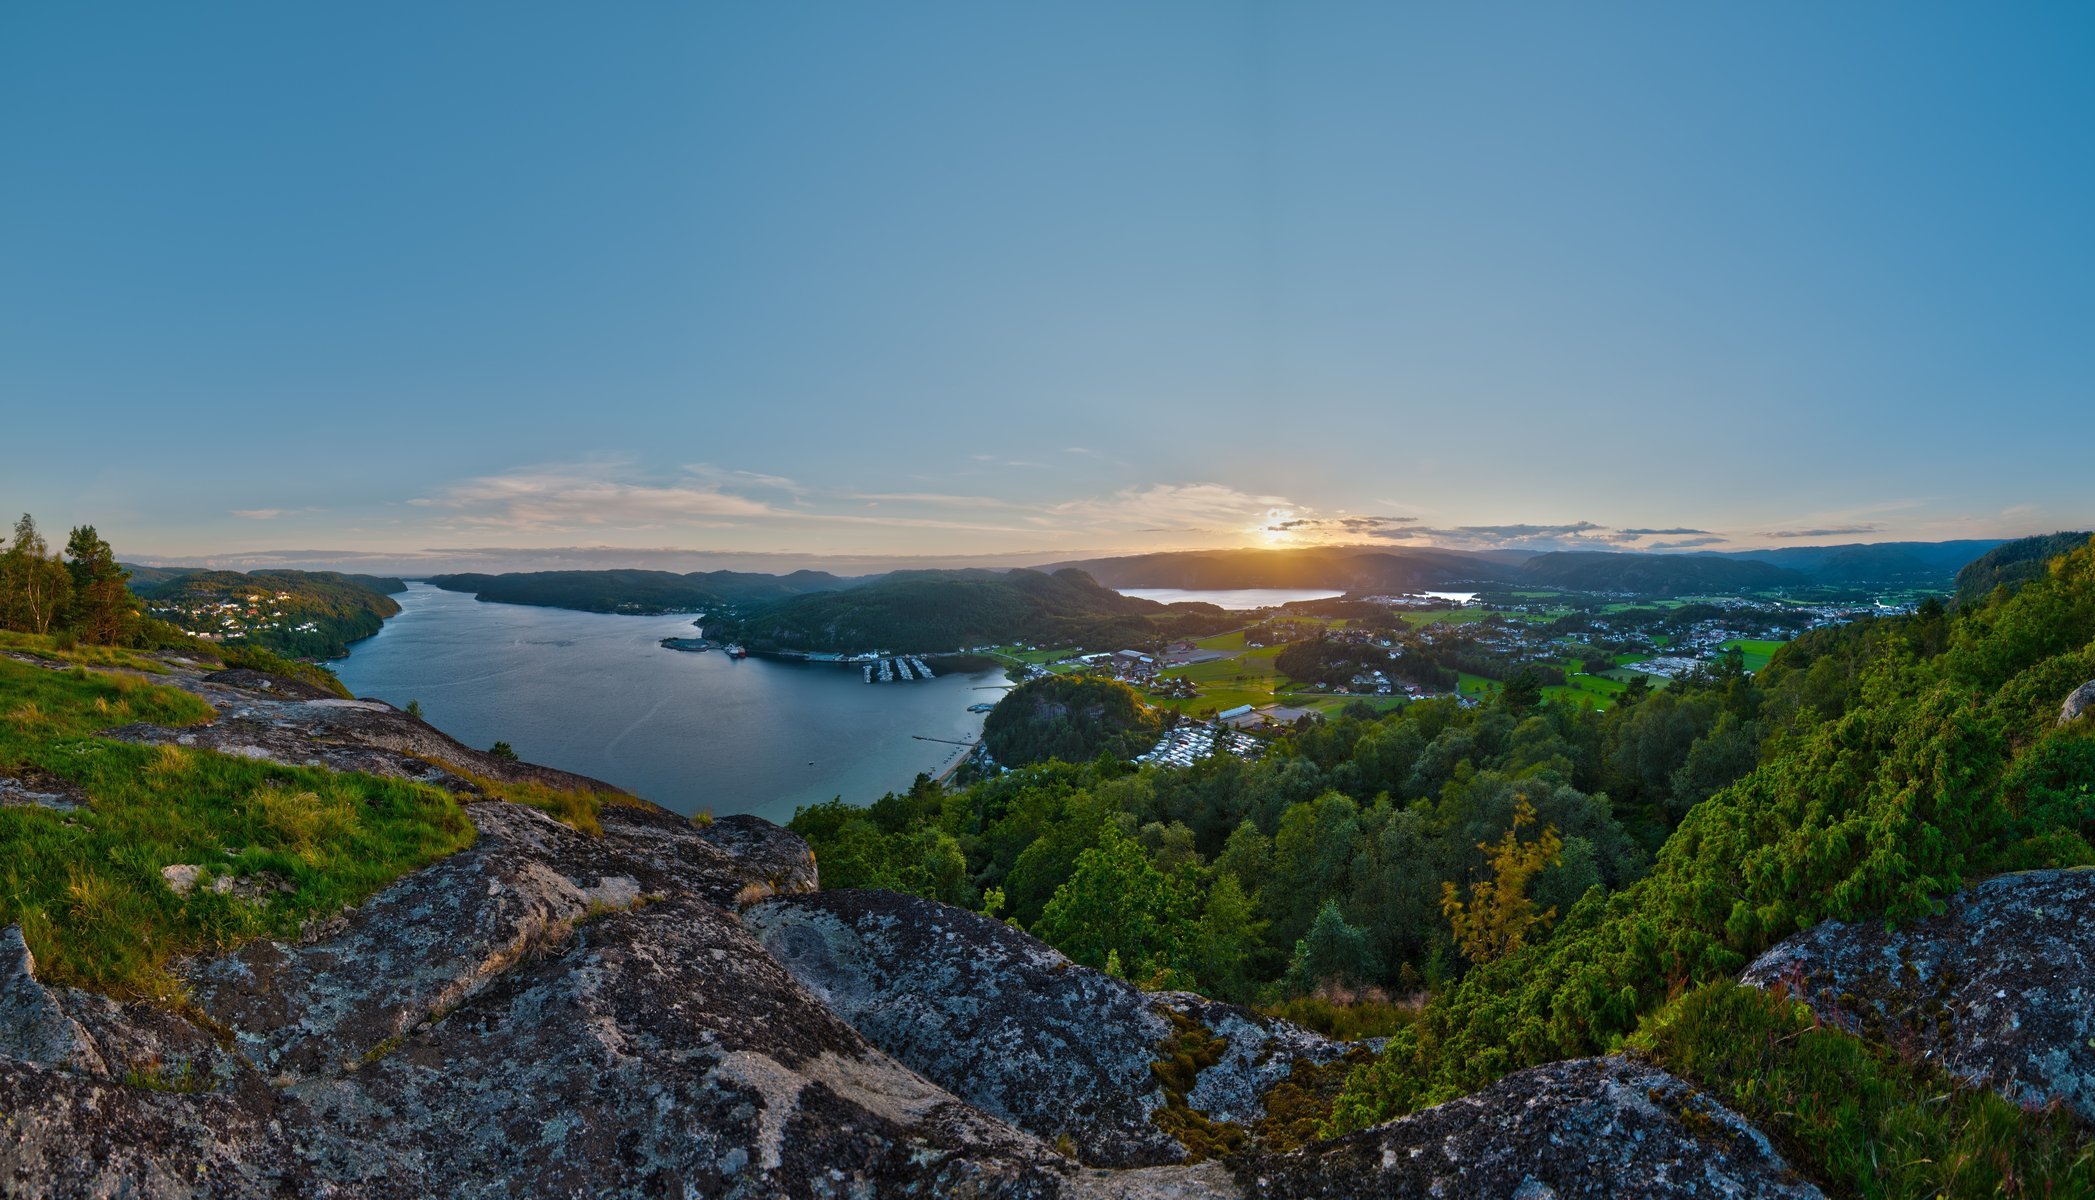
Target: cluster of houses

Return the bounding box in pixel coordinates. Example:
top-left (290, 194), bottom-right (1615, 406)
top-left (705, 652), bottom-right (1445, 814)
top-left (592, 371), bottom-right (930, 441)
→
top-left (147, 590), bottom-right (306, 641)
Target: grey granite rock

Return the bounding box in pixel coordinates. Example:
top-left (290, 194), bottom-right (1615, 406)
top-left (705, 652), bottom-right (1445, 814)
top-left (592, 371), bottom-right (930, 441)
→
top-left (746, 890), bottom-right (1359, 1166)
top-left (1744, 866), bottom-right (2095, 1121)
top-left (1231, 1056), bottom-right (1825, 1199)
top-left (2062, 679), bottom-right (2095, 725)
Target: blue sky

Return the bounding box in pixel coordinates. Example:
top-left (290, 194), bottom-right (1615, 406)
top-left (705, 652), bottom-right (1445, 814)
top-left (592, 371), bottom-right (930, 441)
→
top-left (4, 2), bottom-right (2090, 572)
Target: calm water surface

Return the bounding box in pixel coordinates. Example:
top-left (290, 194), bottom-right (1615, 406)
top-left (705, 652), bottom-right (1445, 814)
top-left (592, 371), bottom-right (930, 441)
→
top-left (1117, 587), bottom-right (1344, 609)
top-left (334, 584), bottom-right (1004, 824)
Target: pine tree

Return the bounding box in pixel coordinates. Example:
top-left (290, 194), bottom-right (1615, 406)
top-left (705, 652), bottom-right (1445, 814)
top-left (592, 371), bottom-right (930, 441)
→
top-left (62, 525), bottom-right (135, 645)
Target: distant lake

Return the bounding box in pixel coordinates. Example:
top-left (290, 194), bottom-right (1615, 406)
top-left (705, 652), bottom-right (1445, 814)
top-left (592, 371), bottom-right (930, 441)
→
top-left (333, 584), bottom-right (1004, 824)
top-left (1117, 587), bottom-right (1345, 609)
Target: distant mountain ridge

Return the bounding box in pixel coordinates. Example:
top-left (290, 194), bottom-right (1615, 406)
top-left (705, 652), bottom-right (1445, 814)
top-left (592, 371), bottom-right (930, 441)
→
top-left (426, 568), bottom-right (858, 614)
top-left (1041, 539), bottom-right (2009, 596)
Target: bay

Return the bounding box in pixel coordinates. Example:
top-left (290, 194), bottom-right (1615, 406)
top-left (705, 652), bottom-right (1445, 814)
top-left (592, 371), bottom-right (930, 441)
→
top-left (332, 583), bottom-right (1005, 824)
top-left (1116, 587), bottom-right (1345, 609)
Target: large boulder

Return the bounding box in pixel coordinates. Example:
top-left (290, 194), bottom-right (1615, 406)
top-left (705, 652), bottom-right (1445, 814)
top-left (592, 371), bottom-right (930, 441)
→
top-left (1743, 867), bottom-right (2095, 1121)
top-left (1230, 1056), bottom-right (1824, 1198)
top-left (746, 889), bottom-right (1378, 1166)
top-left (2062, 680), bottom-right (2095, 725)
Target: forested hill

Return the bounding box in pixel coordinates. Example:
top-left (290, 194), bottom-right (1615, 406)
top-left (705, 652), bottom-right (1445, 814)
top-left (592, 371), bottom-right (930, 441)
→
top-left (426, 568), bottom-right (854, 614)
top-left (1515, 551), bottom-right (1798, 594)
top-left (1952, 531), bottom-right (2092, 606)
top-left (707, 568), bottom-right (1236, 654)
top-left (131, 568), bottom-right (405, 658)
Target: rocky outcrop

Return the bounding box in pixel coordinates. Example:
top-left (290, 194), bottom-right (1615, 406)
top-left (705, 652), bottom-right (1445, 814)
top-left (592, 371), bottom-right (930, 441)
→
top-left (745, 890), bottom-right (1357, 1166)
top-left (1231, 1056), bottom-right (1824, 1198)
top-left (2062, 679), bottom-right (2095, 725)
top-left (0, 657), bottom-right (1829, 1197)
top-left (1743, 867), bottom-right (2095, 1122)
top-left (106, 669), bottom-right (623, 797)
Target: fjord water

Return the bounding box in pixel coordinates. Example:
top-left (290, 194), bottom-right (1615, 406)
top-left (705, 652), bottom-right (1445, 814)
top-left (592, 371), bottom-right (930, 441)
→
top-left (334, 583), bottom-right (1003, 823)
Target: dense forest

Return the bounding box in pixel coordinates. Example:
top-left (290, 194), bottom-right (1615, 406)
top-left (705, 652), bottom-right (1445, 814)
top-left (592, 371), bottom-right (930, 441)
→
top-left (981, 675), bottom-right (1166, 768)
top-left (428, 567), bottom-right (853, 614)
top-left (792, 533), bottom-right (2095, 1190)
top-left (708, 568), bottom-right (1237, 654)
top-left (132, 569), bottom-right (406, 658)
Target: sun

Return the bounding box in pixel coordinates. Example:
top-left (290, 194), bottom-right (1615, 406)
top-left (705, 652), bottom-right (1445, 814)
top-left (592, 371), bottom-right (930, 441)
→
top-left (1258, 508), bottom-right (1297, 546)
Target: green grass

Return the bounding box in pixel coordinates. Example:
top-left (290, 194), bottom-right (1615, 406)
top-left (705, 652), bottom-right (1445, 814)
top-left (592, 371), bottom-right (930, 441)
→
top-left (1400, 609), bottom-right (1489, 628)
top-left (1719, 638), bottom-right (1786, 673)
top-left (1193, 630), bottom-right (1248, 652)
top-left (0, 630), bottom-right (173, 674)
top-left (1633, 983), bottom-right (2095, 1197)
top-left (1456, 672), bottom-right (1499, 697)
top-left (0, 653), bottom-right (475, 1001)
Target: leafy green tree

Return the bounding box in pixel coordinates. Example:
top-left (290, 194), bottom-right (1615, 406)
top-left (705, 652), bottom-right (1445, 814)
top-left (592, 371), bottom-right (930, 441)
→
top-left (0, 514), bottom-right (71, 635)
top-left (489, 741), bottom-right (519, 761)
top-left (1187, 871), bottom-right (1266, 1001)
top-left (1265, 791), bottom-right (1364, 948)
top-left (1034, 822), bottom-right (1193, 978)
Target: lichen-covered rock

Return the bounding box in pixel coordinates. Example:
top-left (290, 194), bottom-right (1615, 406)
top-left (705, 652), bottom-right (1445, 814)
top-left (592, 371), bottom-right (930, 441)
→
top-left (0, 928), bottom-right (107, 1075)
top-left (1231, 1056), bottom-right (1825, 1199)
top-left (696, 812), bottom-right (821, 899)
top-left (2062, 679), bottom-right (2095, 725)
top-left (107, 669), bottom-right (621, 797)
top-left (1743, 866), bottom-right (2095, 1121)
top-left (745, 890), bottom-right (1356, 1167)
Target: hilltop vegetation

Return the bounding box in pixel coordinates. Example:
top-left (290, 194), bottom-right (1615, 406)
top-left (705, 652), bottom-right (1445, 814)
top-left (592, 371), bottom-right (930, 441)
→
top-left (792, 531), bottom-right (2095, 1192)
top-left (133, 569), bottom-right (405, 658)
top-left (428, 567), bottom-right (852, 613)
top-left (1952, 530), bottom-right (2092, 607)
top-left (981, 675), bottom-right (1165, 768)
top-left (710, 568), bottom-right (1236, 655)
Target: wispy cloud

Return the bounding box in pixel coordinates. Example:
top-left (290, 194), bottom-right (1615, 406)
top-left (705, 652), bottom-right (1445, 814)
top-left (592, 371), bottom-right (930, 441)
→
top-left (1647, 536), bottom-right (1727, 550)
top-left (1760, 525), bottom-right (1882, 539)
top-left (231, 508), bottom-right (284, 520)
top-left (409, 464), bottom-right (784, 533)
top-left (1618, 527), bottom-right (1713, 537)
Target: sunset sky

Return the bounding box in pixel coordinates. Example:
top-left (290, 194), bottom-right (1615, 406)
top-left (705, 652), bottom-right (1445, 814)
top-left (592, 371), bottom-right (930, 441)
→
top-left (4, 3), bottom-right (2091, 572)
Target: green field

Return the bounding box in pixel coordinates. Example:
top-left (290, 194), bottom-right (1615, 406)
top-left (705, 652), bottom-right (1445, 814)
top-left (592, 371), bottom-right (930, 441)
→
top-left (1457, 672), bottom-right (1499, 697)
top-left (1193, 630), bottom-right (1248, 652)
top-left (1402, 608), bottom-right (1490, 628)
top-left (1719, 638), bottom-right (1785, 672)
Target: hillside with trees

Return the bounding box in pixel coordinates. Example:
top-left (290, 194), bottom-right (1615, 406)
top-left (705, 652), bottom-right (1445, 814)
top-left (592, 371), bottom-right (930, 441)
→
top-left (1952, 530), bottom-right (2092, 607)
top-left (3, 512), bottom-right (351, 697)
top-left (708, 568), bottom-right (1236, 654)
top-left (132, 569), bottom-right (407, 658)
top-left (789, 532), bottom-right (2095, 1192)
top-left (981, 675), bottom-right (1166, 768)
top-left (427, 568), bottom-right (853, 613)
